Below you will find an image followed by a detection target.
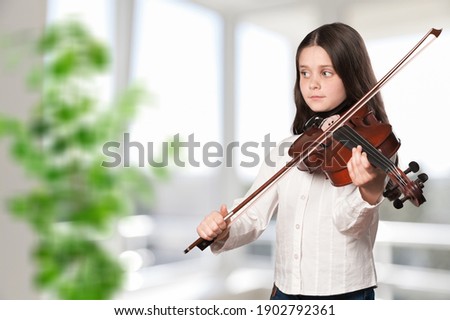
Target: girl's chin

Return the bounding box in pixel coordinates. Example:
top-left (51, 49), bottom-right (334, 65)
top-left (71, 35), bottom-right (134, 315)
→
top-left (309, 106), bottom-right (335, 113)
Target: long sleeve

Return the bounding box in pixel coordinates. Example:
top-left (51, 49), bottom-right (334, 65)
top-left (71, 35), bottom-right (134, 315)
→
top-left (332, 184), bottom-right (382, 239)
top-left (210, 139), bottom-right (284, 254)
top-left (211, 134), bottom-right (382, 295)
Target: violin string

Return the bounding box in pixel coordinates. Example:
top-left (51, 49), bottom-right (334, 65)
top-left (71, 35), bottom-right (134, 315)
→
top-left (337, 126), bottom-right (404, 185)
top-left (340, 131), bottom-right (406, 188)
top-left (342, 127), bottom-right (407, 187)
top-left (336, 126), bottom-right (407, 187)
top-left (342, 126), bottom-right (392, 171)
top-left (337, 126), bottom-right (395, 171)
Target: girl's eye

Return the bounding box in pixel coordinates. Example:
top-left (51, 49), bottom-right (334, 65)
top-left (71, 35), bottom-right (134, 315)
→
top-left (322, 70), bottom-right (333, 77)
top-left (300, 71), bottom-right (310, 78)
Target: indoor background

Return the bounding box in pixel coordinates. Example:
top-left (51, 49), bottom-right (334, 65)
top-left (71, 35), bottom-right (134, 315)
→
top-left (1, 0), bottom-right (450, 300)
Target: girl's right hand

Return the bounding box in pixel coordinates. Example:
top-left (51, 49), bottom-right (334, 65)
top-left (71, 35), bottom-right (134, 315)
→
top-left (196, 204), bottom-right (230, 241)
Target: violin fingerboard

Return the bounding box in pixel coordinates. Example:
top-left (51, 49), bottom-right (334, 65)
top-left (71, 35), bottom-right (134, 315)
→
top-left (333, 125), bottom-right (393, 172)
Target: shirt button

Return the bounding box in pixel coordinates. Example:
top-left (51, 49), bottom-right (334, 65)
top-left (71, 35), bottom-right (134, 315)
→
top-left (295, 224), bottom-right (300, 229)
top-left (300, 195), bottom-right (306, 200)
top-left (294, 254), bottom-right (299, 259)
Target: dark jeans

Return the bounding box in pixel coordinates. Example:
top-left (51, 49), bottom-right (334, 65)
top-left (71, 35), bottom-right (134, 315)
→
top-left (270, 284), bottom-right (375, 300)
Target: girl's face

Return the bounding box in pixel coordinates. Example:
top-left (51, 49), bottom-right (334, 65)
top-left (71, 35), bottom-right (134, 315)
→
top-left (298, 46), bottom-right (347, 113)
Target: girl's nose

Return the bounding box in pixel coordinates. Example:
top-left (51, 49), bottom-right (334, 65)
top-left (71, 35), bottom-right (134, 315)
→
top-left (309, 76), bottom-right (320, 90)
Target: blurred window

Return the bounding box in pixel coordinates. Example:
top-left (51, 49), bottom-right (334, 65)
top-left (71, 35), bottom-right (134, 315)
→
top-left (367, 34), bottom-right (450, 178)
top-left (47, 0), bottom-right (113, 42)
top-left (235, 23), bottom-right (294, 182)
top-left (129, 0), bottom-right (222, 174)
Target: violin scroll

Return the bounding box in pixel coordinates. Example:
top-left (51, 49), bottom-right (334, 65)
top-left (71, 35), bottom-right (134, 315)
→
top-left (383, 161), bottom-right (428, 209)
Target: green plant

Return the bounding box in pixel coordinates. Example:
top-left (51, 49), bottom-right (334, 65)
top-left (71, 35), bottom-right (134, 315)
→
top-left (0, 20), bottom-right (161, 299)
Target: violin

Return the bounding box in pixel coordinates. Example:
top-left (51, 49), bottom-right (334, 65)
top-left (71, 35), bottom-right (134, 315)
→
top-left (184, 27), bottom-right (442, 254)
top-left (288, 104), bottom-right (427, 208)
top-left (289, 104), bottom-right (400, 187)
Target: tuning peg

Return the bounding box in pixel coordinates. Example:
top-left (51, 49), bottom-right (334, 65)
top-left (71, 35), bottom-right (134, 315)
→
top-left (404, 161), bottom-right (420, 175)
top-left (393, 197), bottom-right (407, 209)
top-left (417, 173), bottom-right (428, 183)
top-left (414, 173), bottom-right (428, 189)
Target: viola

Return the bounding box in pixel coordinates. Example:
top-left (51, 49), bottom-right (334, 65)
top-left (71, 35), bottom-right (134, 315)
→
top-left (184, 27), bottom-right (441, 254)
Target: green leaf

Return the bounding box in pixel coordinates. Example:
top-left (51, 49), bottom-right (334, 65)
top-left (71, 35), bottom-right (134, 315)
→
top-left (0, 18), bottom-right (166, 300)
top-left (34, 234), bottom-right (124, 299)
top-left (86, 41), bottom-right (110, 71)
top-left (0, 115), bottom-right (22, 137)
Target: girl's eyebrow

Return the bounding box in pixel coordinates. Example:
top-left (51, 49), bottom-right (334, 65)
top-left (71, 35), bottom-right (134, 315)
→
top-left (299, 64), bottom-right (334, 68)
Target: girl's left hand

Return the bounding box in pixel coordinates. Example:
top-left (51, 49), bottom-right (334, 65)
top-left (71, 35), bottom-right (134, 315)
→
top-left (347, 145), bottom-right (386, 204)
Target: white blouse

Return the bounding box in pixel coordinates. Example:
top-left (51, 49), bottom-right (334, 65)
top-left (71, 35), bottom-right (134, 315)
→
top-left (211, 135), bottom-right (382, 296)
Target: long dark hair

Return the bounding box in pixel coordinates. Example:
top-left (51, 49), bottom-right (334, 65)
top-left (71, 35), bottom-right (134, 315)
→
top-left (292, 22), bottom-right (389, 134)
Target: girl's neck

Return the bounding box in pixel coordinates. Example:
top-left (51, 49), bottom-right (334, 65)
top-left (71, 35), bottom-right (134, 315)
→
top-left (314, 99), bottom-right (352, 119)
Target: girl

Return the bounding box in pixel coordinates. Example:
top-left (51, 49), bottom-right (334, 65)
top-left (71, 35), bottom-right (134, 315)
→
top-left (196, 22), bottom-right (389, 300)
